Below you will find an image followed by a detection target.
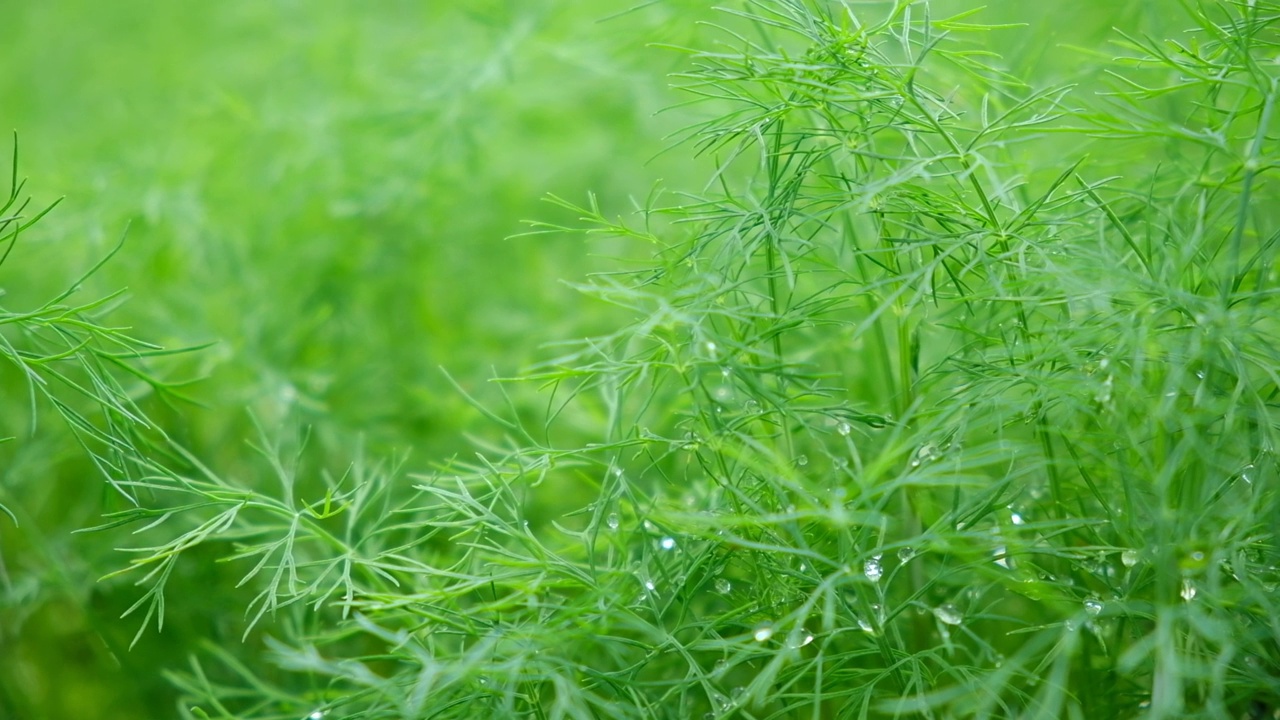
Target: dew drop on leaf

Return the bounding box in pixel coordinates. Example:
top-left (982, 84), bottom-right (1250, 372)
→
top-left (606, 513), bottom-right (620, 531)
top-left (753, 625), bottom-right (774, 642)
top-left (1180, 578), bottom-right (1197, 602)
top-left (933, 603), bottom-right (963, 626)
top-left (1121, 549), bottom-right (1139, 567)
top-left (714, 578), bottom-right (731, 594)
top-left (863, 555), bottom-right (883, 583)
top-left (787, 628), bottom-right (814, 648)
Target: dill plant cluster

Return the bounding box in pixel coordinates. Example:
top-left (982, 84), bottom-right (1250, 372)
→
top-left (3, 0), bottom-right (1279, 718)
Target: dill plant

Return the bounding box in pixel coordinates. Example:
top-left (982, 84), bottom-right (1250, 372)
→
top-left (71, 1), bottom-right (1280, 718)
top-left (0, 138), bottom-right (189, 519)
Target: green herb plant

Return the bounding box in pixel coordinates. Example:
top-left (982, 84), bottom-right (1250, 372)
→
top-left (72, 1), bottom-right (1280, 718)
top-left (0, 137), bottom-right (192, 522)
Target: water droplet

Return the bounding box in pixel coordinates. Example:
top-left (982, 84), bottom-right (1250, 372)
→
top-left (933, 603), bottom-right (963, 626)
top-left (1010, 512), bottom-right (1025, 526)
top-left (1180, 578), bottom-right (1197, 602)
top-left (714, 578), bottom-right (731, 594)
top-left (1121, 549), bottom-right (1139, 567)
top-left (720, 366), bottom-right (732, 378)
top-left (1096, 375), bottom-right (1114, 404)
top-left (1084, 597), bottom-right (1103, 616)
top-left (863, 555), bottom-right (883, 583)
top-left (643, 520), bottom-right (657, 533)
top-left (837, 422), bottom-right (852, 436)
top-left (645, 580), bottom-right (656, 592)
top-left (606, 513), bottom-right (620, 531)
top-left (856, 616), bottom-right (875, 634)
top-left (1242, 464), bottom-right (1255, 484)
top-left (660, 537), bottom-right (677, 551)
top-left (704, 341), bottom-right (718, 356)
top-left (795, 455), bottom-right (809, 467)
top-left (1065, 617), bottom-right (1080, 632)
top-left (713, 658), bottom-right (728, 674)
top-left (897, 547), bottom-right (916, 563)
top-left (993, 545), bottom-right (1012, 569)
top-left (787, 628), bottom-right (815, 648)
top-left (753, 626), bottom-right (774, 642)
top-left (308, 712), bottom-right (325, 720)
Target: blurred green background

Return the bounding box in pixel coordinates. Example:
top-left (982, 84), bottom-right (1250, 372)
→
top-left (0, 0), bottom-right (1151, 717)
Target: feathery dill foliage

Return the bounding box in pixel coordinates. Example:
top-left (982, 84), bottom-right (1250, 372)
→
top-left (0, 139), bottom-right (188, 520)
top-left (83, 1), bottom-right (1277, 718)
